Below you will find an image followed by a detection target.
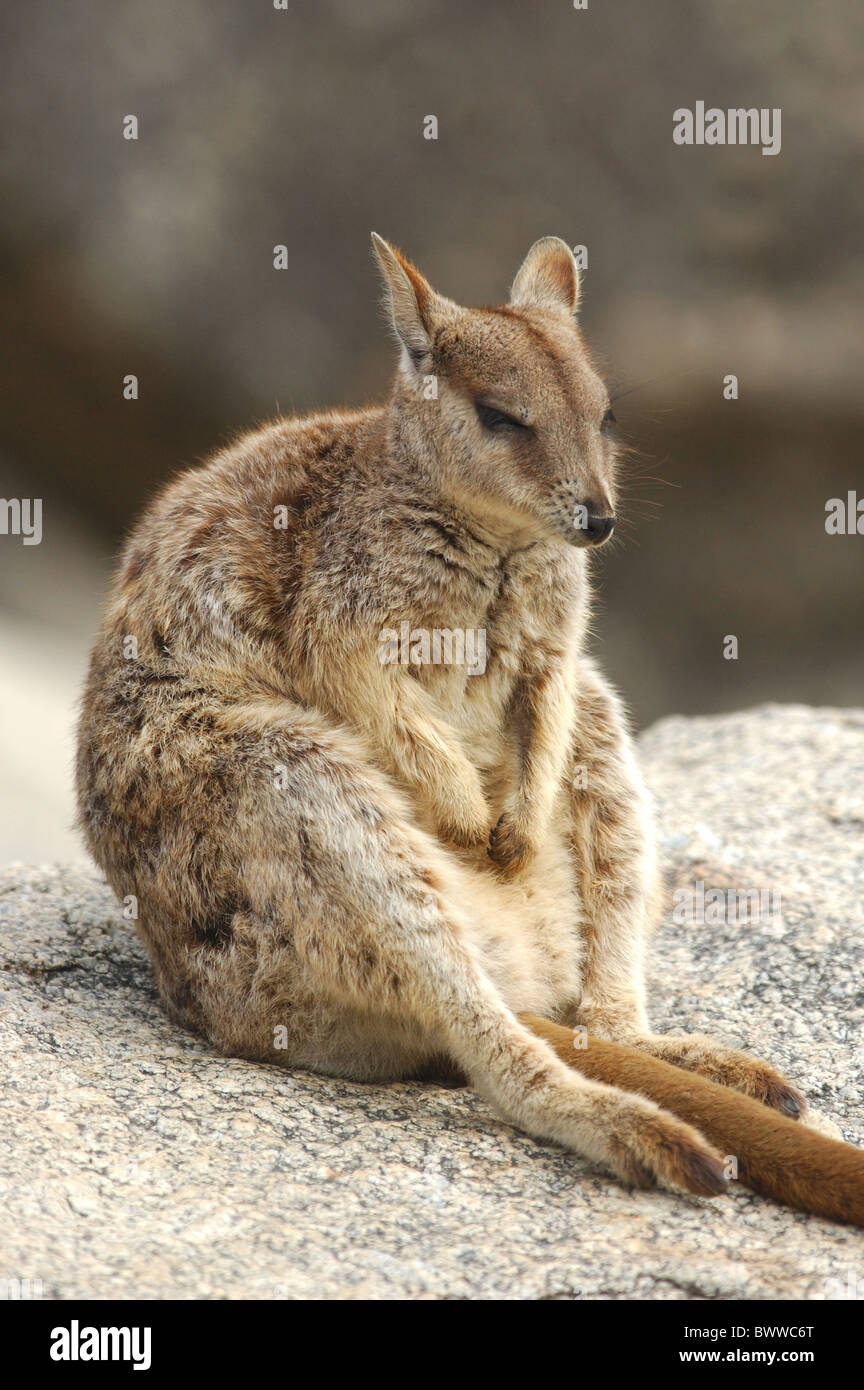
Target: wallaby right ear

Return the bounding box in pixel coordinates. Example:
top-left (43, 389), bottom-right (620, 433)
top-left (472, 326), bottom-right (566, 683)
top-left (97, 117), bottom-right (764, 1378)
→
top-left (510, 236), bottom-right (581, 316)
top-left (370, 233), bottom-right (436, 364)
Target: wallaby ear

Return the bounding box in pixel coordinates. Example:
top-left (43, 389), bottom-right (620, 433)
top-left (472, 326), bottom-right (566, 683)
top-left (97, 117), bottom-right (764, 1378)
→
top-left (509, 236), bottom-right (581, 316)
top-left (370, 232), bottom-right (436, 364)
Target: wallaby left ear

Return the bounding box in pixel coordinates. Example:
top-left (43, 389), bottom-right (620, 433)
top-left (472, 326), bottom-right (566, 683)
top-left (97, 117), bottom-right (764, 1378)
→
top-left (509, 236), bottom-right (581, 315)
top-left (370, 232), bottom-right (437, 363)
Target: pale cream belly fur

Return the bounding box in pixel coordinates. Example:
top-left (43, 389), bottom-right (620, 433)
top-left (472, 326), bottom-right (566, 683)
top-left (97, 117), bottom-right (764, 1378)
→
top-left (280, 795), bottom-right (584, 1085)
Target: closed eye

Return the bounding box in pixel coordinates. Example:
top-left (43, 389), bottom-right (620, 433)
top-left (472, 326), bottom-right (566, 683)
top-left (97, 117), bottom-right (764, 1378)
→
top-left (601, 408), bottom-right (616, 433)
top-left (475, 402), bottom-right (528, 432)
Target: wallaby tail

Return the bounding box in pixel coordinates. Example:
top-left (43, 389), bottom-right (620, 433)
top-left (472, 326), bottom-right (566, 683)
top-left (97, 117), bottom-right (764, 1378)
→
top-left (523, 1015), bottom-right (864, 1228)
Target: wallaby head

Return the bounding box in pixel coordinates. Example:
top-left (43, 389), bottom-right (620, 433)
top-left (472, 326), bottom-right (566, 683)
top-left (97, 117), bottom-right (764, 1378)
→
top-left (371, 232), bottom-right (618, 550)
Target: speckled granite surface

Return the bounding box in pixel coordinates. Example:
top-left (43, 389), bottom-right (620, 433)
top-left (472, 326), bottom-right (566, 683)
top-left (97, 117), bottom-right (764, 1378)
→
top-left (1, 705), bottom-right (862, 1300)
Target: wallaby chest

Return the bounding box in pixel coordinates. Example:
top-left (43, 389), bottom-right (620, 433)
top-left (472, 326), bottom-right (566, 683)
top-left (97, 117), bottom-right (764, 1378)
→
top-left (401, 536), bottom-right (587, 756)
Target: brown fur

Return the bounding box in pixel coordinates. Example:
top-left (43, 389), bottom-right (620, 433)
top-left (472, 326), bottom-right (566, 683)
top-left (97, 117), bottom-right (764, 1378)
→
top-left (75, 235), bottom-right (863, 1222)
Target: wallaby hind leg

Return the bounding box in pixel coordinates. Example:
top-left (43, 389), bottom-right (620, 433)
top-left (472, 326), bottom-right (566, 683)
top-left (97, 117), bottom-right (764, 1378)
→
top-left (153, 710), bottom-right (726, 1198)
top-left (566, 664), bottom-right (804, 1117)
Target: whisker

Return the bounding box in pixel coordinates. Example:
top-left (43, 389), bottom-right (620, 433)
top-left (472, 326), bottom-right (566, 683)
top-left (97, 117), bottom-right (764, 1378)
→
top-left (621, 473), bottom-right (681, 489)
top-left (609, 366), bottom-right (700, 407)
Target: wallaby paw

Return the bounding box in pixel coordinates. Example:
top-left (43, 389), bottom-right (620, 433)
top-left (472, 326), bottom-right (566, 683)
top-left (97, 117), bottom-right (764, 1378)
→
top-left (437, 797), bottom-right (490, 849)
top-left (441, 818), bottom-right (489, 849)
top-left (605, 1101), bottom-right (728, 1198)
top-left (487, 811), bottom-right (534, 878)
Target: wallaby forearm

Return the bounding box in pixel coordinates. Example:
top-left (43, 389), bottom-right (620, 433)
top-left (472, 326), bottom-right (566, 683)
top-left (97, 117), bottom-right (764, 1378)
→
top-left (299, 643), bottom-right (490, 844)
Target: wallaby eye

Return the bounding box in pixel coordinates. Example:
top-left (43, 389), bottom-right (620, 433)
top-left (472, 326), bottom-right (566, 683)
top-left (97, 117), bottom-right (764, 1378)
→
top-left (475, 402), bottom-right (527, 432)
top-left (601, 408), bottom-right (616, 433)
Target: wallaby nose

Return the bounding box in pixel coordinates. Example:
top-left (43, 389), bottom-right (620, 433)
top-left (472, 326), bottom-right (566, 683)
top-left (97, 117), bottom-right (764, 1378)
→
top-left (584, 513), bottom-right (616, 543)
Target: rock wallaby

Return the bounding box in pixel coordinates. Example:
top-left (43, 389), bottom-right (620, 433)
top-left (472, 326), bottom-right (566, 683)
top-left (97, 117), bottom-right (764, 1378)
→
top-left (77, 235), bottom-right (864, 1226)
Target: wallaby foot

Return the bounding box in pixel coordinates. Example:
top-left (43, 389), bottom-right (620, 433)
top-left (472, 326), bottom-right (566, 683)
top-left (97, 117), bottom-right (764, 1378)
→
top-left (598, 1101), bottom-right (726, 1196)
top-left (626, 1034), bottom-right (805, 1119)
top-left (574, 1004), bottom-right (805, 1118)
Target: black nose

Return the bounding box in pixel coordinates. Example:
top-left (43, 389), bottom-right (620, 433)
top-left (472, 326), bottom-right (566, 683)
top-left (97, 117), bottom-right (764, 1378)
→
top-left (584, 513), bottom-right (616, 542)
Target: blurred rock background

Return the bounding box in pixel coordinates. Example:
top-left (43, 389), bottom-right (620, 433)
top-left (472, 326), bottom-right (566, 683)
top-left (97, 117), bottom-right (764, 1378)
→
top-left (1, 0), bottom-right (862, 860)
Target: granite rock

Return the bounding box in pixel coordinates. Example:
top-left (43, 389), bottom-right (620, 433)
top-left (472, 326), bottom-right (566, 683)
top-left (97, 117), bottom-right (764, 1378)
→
top-left (1, 705), bottom-right (862, 1300)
